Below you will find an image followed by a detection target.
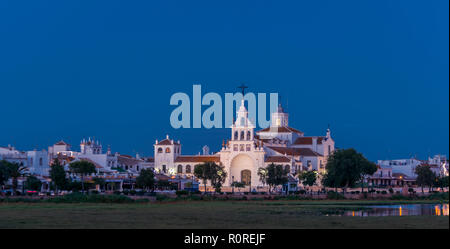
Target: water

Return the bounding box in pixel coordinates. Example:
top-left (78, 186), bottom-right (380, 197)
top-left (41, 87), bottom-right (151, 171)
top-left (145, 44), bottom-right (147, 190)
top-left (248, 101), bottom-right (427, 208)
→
top-left (343, 203), bottom-right (449, 217)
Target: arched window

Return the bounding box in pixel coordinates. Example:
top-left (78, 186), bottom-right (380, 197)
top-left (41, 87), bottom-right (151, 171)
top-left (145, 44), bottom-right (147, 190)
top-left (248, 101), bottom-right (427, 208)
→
top-left (240, 131), bottom-right (245, 140)
top-left (39, 158), bottom-right (43, 166)
top-left (137, 166), bottom-right (140, 171)
top-left (234, 131), bottom-right (238, 140)
top-left (177, 165), bottom-right (183, 174)
top-left (162, 165), bottom-right (167, 173)
top-left (247, 131), bottom-right (251, 140)
top-left (165, 147), bottom-right (171, 153)
top-left (157, 148), bottom-right (163, 153)
top-left (246, 144), bottom-right (251, 151)
top-left (233, 145), bottom-right (238, 151)
top-left (186, 165), bottom-right (191, 173)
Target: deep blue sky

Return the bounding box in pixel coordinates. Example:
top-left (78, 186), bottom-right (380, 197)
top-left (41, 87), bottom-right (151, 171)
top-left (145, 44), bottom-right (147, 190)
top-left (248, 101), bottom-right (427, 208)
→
top-left (0, 0), bottom-right (448, 161)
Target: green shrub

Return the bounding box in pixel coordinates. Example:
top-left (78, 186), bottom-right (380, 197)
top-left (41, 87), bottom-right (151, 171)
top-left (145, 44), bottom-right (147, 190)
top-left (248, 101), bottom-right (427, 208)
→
top-left (48, 193), bottom-right (134, 203)
top-left (176, 190), bottom-right (189, 196)
top-left (155, 194), bottom-right (171, 201)
top-left (427, 192), bottom-right (449, 200)
top-left (381, 191), bottom-right (387, 194)
top-left (388, 188), bottom-right (394, 194)
top-left (327, 192), bottom-right (346, 200)
top-left (135, 198), bottom-right (150, 203)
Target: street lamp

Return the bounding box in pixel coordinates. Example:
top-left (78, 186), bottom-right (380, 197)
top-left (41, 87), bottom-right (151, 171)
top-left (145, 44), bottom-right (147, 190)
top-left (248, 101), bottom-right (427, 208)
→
top-left (232, 176), bottom-right (235, 194)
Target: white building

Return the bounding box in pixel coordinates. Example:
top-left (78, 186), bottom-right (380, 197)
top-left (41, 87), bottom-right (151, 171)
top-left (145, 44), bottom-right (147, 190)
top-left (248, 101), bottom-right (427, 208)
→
top-left (378, 158), bottom-right (424, 179)
top-left (153, 99), bottom-right (335, 188)
top-left (1, 145), bottom-right (50, 176)
top-left (48, 138), bottom-right (154, 177)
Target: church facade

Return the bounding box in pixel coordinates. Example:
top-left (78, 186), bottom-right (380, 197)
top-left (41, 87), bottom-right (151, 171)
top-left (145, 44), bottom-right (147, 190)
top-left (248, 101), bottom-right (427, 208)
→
top-left (154, 99), bottom-right (335, 188)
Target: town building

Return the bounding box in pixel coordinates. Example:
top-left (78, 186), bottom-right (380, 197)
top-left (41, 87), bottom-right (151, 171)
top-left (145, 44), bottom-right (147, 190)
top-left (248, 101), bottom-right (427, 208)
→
top-left (153, 99), bottom-right (335, 188)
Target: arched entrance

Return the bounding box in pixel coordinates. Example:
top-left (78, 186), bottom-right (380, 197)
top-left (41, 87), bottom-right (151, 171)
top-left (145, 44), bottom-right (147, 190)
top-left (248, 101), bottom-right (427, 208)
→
top-left (230, 154), bottom-right (254, 185)
top-left (241, 170), bottom-right (251, 185)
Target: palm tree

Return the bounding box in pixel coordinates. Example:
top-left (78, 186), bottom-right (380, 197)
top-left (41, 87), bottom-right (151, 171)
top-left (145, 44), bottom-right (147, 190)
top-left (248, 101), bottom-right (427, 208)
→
top-left (7, 163), bottom-right (28, 196)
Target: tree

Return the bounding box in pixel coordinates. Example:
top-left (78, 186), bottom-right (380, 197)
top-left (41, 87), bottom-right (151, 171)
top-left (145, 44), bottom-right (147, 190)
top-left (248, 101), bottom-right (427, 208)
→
top-left (194, 162), bottom-right (214, 193)
top-left (49, 159), bottom-right (67, 194)
top-left (210, 164), bottom-right (227, 193)
top-left (298, 171), bottom-right (317, 189)
top-left (438, 176), bottom-right (449, 191)
top-left (193, 162), bottom-right (227, 193)
top-left (257, 167), bottom-right (268, 187)
top-left (6, 162), bottom-right (28, 195)
top-left (259, 163), bottom-right (289, 193)
top-left (415, 164), bottom-right (436, 193)
top-left (69, 160), bottom-right (96, 193)
top-left (322, 148), bottom-right (376, 194)
top-left (359, 158), bottom-right (378, 193)
top-left (25, 175), bottom-right (42, 191)
top-left (136, 169), bottom-right (155, 191)
top-left (231, 181), bottom-right (245, 192)
top-left (0, 160), bottom-right (12, 191)
top-left (93, 177), bottom-right (107, 191)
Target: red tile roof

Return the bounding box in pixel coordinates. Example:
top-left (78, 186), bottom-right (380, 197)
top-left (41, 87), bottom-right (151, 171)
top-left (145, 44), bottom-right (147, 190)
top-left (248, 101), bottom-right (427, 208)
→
top-left (265, 156), bottom-right (291, 163)
top-left (174, 155), bottom-right (220, 163)
top-left (267, 146), bottom-right (323, 157)
top-left (117, 155), bottom-right (141, 165)
top-left (257, 126), bottom-right (304, 134)
top-left (55, 140), bottom-right (70, 146)
top-left (156, 139), bottom-right (180, 145)
top-left (293, 137), bottom-right (326, 145)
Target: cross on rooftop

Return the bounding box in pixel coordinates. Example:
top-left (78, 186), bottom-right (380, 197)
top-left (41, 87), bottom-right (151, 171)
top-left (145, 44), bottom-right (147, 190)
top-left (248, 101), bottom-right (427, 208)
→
top-left (238, 84), bottom-right (248, 96)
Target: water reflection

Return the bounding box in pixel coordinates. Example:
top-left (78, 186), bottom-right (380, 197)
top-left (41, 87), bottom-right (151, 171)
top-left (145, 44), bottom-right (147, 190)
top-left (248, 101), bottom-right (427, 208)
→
top-left (345, 204), bottom-right (449, 217)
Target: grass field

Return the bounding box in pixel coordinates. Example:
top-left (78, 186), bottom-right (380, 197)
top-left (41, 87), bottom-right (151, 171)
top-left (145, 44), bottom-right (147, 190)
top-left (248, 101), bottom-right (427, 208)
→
top-left (0, 200), bottom-right (448, 229)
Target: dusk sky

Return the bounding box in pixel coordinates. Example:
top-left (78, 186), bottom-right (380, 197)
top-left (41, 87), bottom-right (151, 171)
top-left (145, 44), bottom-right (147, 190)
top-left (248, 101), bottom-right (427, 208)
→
top-left (0, 0), bottom-right (448, 161)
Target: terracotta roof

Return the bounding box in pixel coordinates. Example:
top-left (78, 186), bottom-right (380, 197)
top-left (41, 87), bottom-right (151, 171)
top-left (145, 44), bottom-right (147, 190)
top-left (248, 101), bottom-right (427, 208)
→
top-left (420, 163), bottom-right (439, 168)
top-left (155, 173), bottom-right (170, 181)
top-left (157, 139), bottom-right (180, 145)
top-left (174, 155), bottom-right (220, 163)
top-left (257, 126), bottom-right (304, 134)
top-left (265, 156), bottom-right (291, 163)
top-left (293, 137), bottom-right (326, 145)
top-left (145, 157), bottom-right (154, 162)
top-left (117, 155), bottom-right (141, 165)
top-left (55, 140), bottom-right (70, 146)
top-left (267, 146), bottom-right (323, 157)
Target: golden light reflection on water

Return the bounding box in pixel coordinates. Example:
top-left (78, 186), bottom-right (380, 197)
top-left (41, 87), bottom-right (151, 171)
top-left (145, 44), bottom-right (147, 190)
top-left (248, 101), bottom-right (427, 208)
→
top-left (435, 204), bottom-right (449, 216)
top-left (345, 204), bottom-right (449, 217)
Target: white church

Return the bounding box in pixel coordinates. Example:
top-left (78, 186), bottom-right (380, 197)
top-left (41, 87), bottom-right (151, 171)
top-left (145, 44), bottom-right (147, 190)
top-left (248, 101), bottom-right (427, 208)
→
top-left (153, 99), bottom-right (335, 188)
